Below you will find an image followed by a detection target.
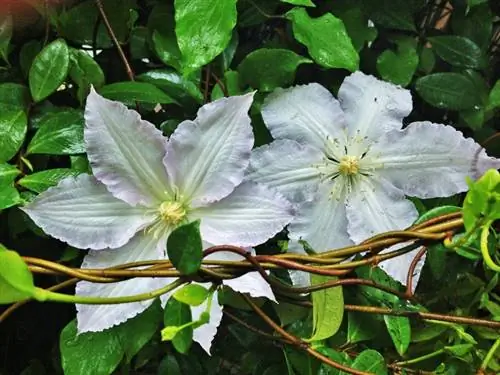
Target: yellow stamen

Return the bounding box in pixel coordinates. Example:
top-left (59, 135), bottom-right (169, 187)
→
top-left (158, 201), bottom-right (187, 225)
top-left (338, 155), bottom-right (359, 176)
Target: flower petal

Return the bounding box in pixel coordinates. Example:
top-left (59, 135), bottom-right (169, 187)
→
top-left (261, 83), bottom-right (346, 156)
top-left (163, 93), bottom-right (254, 206)
top-left (76, 232), bottom-right (172, 333)
top-left (288, 180), bottom-right (352, 252)
top-left (85, 88), bottom-right (170, 206)
top-left (365, 121), bottom-right (500, 198)
top-left (338, 71), bottom-right (411, 153)
top-left (192, 290), bottom-right (223, 354)
top-left (21, 174), bottom-right (154, 250)
top-left (223, 272), bottom-right (276, 302)
top-left (192, 182), bottom-right (294, 247)
top-left (245, 139), bottom-right (324, 203)
top-left (345, 175), bottom-right (419, 285)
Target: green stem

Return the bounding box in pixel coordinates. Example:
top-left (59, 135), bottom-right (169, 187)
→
top-left (34, 279), bottom-right (184, 304)
top-left (480, 220), bottom-right (500, 272)
top-left (394, 348), bottom-right (445, 366)
top-left (480, 337), bottom-right (500, 371)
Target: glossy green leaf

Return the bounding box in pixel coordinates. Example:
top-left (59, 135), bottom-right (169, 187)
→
top-left (414, 206), bottom-right (462, 225)
top-left (411, 324), bottom-right (448, 343)
top-left (330, 4), bottom-right (377, 52)
top-left (27, 110), bottom-right (85, 155)
top-left (173, 284), bottom-right (209, 306)
top-left (0, 109), bottom-right (27, 163)
top-left (0, 185), bottom-right (21, 210)
top-left (377, 37), bottom-right (418, 87)
top-left (167, 220), bottom-right (203, 275)
top-left (307, 274), bottom-right (344, 342)
top-left (384, 315), bottom-right (411, 356)
top-left (0, 14), bottom-right (12, 63)
top-left (415, 73), bottom-right (481, 110)
top-left (486, 80), bottom-right (500, 111)
top-left (115, 302), bottom-right (163, 362)
top-left (211, 70), bottom-right (241, 101)
top-left (69, 48), bottom-right (105, 103)
top-left (0, 245), bottom-right (36, 304)
top-left (137, 69), bottom-right (203, 106)
top-left (428, 36), bottom-right (483, 69)
top-left (99, 82), bottom-right (177, 105)
top-left (29, 39), bottom-right (70, 103)
top-left (363, 0), bottom-right (416, 32)
top-left (20, 40), bottom-right (42, 78)
top-left (163, 297), bottom-right (193, 353)
top-left (347, 311), bottom-right (377, 344)
top-left (0, 164), bottom-right (20, 186)
top-left (351, 349), bottom-right (387, 375)
top-left (444, 343), bottom-right (474, 358)
top-left (158, 355), bottom-right (182, 375)
top-left (60, 320), bottom-right (123, 375)
top-left (18, 169), bottom-right (81, 193)
top-left (286, 8), bottom-right (359, 71)
top-left (316, 347), bottom-right (352, 375)
top-left (281, 0), bottom-right (315, 6)
top-left (462, 169), bottom-right (500, 232)
top-left (175, 0), bottom-right (237, 73)
top-left (238, 48), bottom-right (311, 91)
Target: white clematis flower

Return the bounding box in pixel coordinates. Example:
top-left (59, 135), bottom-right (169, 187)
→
top-left (22, 89), bottom-right (293, 352)
top-left (246, 71), bottom-right (500, 287)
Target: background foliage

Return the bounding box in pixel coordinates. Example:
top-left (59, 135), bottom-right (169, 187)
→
top-left (0, 0), bottom-right (499, 374)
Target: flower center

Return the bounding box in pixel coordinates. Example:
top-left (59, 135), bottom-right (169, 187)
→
top-left (158, 201), bottom-right (187, 226)
top-left (338, 155), bottom-right (359, 176)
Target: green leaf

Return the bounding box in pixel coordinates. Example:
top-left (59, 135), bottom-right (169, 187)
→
top-left (137, 69), bottom-right (203, 106)
top-left (18, 169), bottom-right (81, 193)
top-left (0, 245), bottom-right (36, 304)
top-left (347, 311), bottom-right (377, 344)
top-left (307, 274), bottom-right (344, 342)
top-left (150, 4), bottom-right (183, 71)
top-left (411, 324), bottom-right (448, 343)
top-left (444, 344), bottom-right (474, 358)
top-left (211, 70), bottom-right (241, 101)
top-left (383, 315), bottom-right (411, 356)
top-left (363, 0), bottom-right (416, 32)
top-left (29, 39), bottom-right (70, 102)
top-left (281, 0), bottom-right (316, 6)
top-left (316, 347), bottom-right (352, 375)
top-left (414, 206), bottom-right (462, 225)
top-left (167, 220), bottom-right (203, 275)
top-left (428, 36), bottom-right (483, 69)
top-left (462, 169), bottom-right (500, 232)
top-left (175, 0), bottom-right (237, 73)
top-left (486, 80), bottom-right (500, 111)
top-left (27, 110), bottom-right (85, 155)
top-left (351, 349), bottom-right (387, 375)
top-left (163, 297), bottom-right (193, 353)
top-left (0, 185), bottom-right (21, 210)
top-left (415, 73), bottom-right (481, 110)
top-left (0, 108), bottom-right (28, 163)
top-left (286, 8), bottom-right (359, 71)
top-left (115, 302), bottom-right (163, 362)
top-left (60, 320), bottom-right (123, 375)
top-left (173, 284), bottom-right (209, 306)
top-left (0, 14), bottom-right (12, 63)
top-left (69, 48), bottom-right (105, 103)
top-left (0, 83), bottom-right (31, 108)
top-left (238, 48), bottom-right (311, 91)
top-left (20, 40), bottom-right (42, 78)
top-left (330, 3), bottom-right (377, 52)
top-left (0, 163), bottom-right (20, 186)
top-left (376, 37), bottom-right (418, 87)
top-left (158, 355), bottom-right (182, 375)
top-left (99, 82), bottom-right (177, 105)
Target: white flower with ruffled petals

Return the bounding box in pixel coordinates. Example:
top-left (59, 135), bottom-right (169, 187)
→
top-left (22, 89), bottom-right (293, 353)
top-left (245, 71), bottom-right (500, 288)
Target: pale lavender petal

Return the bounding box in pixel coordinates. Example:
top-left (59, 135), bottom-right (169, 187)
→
top-left (262, 83), bottom-right (346, 158)
top-left (338, 71), bottom-right (412, 155)
top-left (85, 88), bottom-right (171, 207)
top-left (245, 139), bottom-right (324, 203)
top-left (163, 93), bottom-right (254, 206)
top-left (21, 174), bottom-right (154, 250)
top-left (76, 232), bottom-right (172, 332)
top-left (365, 121), bottom-right (500, 198)
top-left (192, 182), bottom-right (294, 247)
